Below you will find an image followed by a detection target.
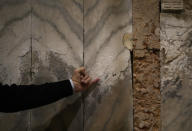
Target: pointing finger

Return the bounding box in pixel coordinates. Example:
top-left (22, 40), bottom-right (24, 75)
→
top-left (89, 78), bottom-right (100, 86)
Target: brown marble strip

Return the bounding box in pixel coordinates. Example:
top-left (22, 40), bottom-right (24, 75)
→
top-left (133, 0), bottom-right (160, 130)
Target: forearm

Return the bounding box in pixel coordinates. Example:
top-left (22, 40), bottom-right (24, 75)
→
top-left (0, 80), bottom-right (73, 112)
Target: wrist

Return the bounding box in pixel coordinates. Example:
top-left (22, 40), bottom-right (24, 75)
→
top-left (69, 79), bottom-right (75, 93)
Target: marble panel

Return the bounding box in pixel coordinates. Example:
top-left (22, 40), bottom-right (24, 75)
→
top-left (0, 0), bottom-right (133, 130)
top-left (0, 112), bottom-right (29, 131)
top-left (84, 0), bottom-right (133, 131)
top-left (0, 0), bottom-right (31, 85)
top-left (30, 0), bottom-right (83, 131)
top-left (160, 13), bottom-right (192, 131)
top-left (0, 0), bottom-right (31, 130)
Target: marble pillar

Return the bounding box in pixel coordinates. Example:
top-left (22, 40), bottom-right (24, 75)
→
top-left (160, 13), bottom-right (192, 131)
top-left (84, 0), bottom-right (133, 131)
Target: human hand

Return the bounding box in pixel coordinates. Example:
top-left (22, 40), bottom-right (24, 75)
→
top-left (71, 67), bottom-right (100, 93)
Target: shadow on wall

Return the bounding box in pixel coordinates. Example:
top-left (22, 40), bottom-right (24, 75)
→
top-left (44, 85), bottom-right (98, 131)
top-left (31, 97), bottom-right (82, 131)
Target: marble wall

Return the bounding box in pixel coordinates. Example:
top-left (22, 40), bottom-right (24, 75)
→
top-left (160, 3), bottom-right (192, 130)
top-left (84, 0), bottom-right (132, 131)
top-left (30, 0), bottom-right (83, 131)
top-left (0, 0), bottom-right (31, 130)
top-left (0, 0), bottom-right (132, 131)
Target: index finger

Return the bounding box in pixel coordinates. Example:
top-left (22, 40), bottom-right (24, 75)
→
top-left (89, 78), bottom-right (100, 86)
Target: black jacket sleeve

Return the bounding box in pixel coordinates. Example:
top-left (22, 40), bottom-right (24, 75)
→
top-left (0, 80), bottom-right (73, 113)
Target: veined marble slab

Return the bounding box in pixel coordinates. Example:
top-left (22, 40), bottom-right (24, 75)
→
top-left (160, 13), bottom-right (192, 131)
top-left (84, 0), bottom-right (133, 130)
top-left (0, 0), bottom-right (31, 130)
top-left (0, 0), bottom-right (31, 85)
top-left (0, 0), bottom-right (133, 130)
top-left (30, 0), bottom-right (83, 131)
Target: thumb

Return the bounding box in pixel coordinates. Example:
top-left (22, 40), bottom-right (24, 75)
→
top-left (76, 67), bottom-right (85, 73)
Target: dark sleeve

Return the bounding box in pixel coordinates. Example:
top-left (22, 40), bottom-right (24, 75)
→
top-left (0, 80), bottom-right (73, 113)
